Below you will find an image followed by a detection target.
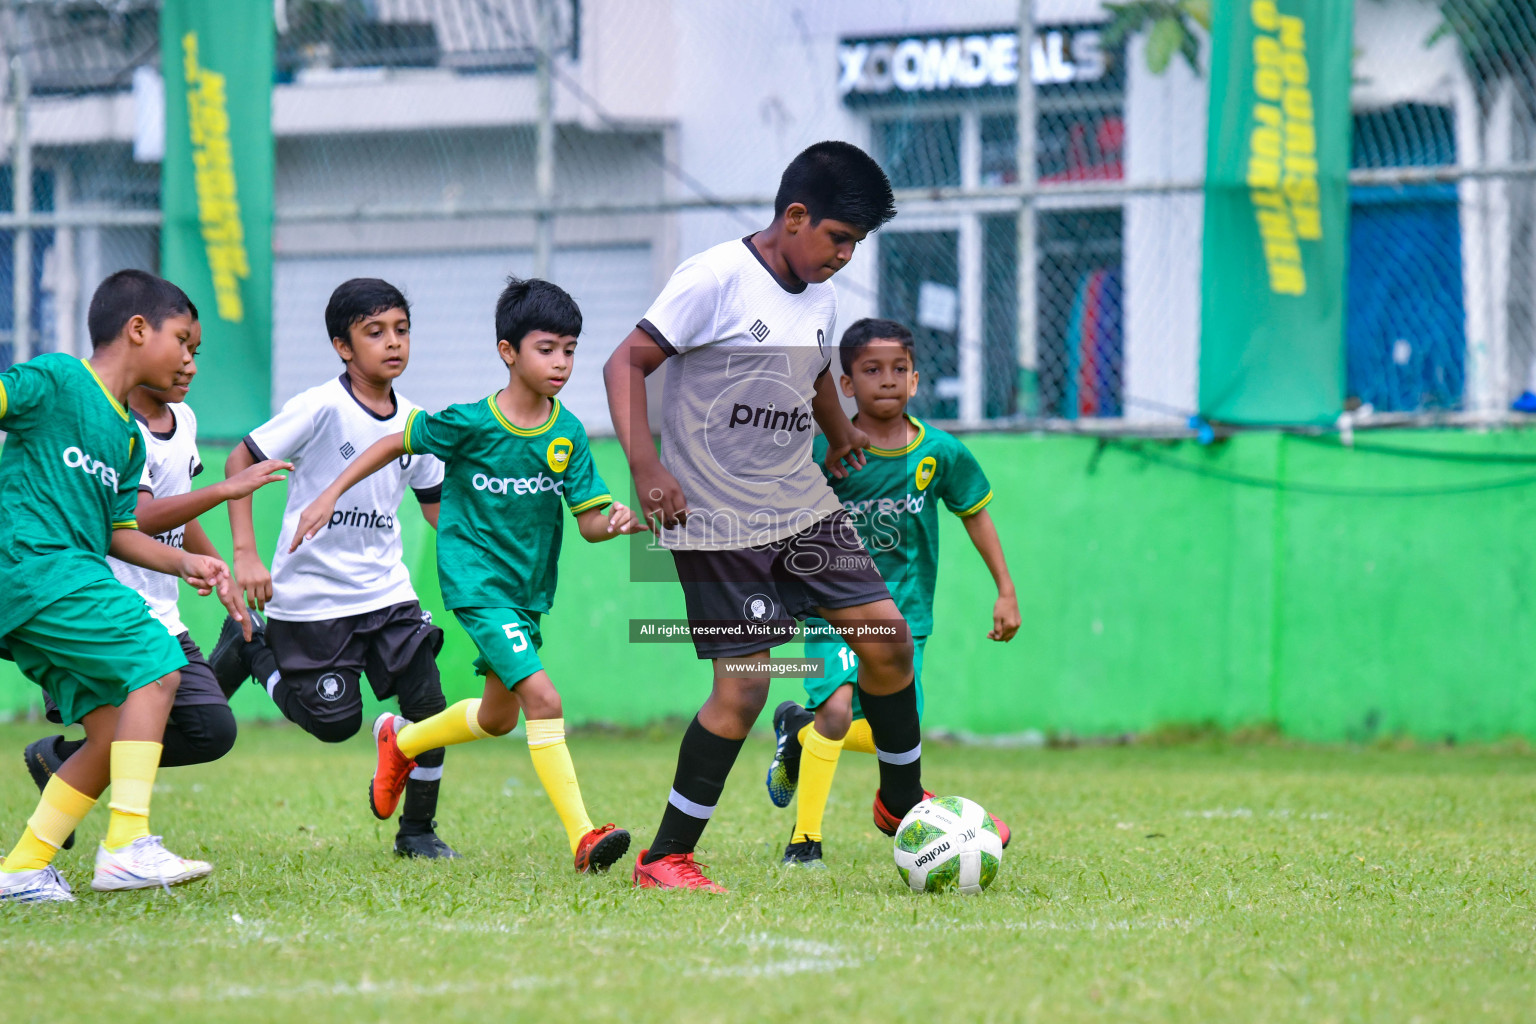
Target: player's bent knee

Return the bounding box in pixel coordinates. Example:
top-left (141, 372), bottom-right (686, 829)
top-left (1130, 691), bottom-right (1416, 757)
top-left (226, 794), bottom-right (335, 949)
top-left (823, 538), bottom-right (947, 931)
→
top-left (476, 696), bottom-right (521, 737)
top-left (311, 713), bottom-right (363, 744)
top-left (191, 703), bottom-right (238, 759)
top-left (817, 703), bottom-right (854, 740)
top-left (853, 636), bottom-right (914, 690)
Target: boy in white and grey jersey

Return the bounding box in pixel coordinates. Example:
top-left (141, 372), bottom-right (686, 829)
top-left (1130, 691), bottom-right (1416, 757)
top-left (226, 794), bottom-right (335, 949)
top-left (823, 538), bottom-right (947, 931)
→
top-left (607, 142), bottom-right (929, 892)
top-left (22, 320), bottom-right (291, 847)
top-left (210, 278), bottom-right (457, 860)
top-left (639, 237), bottom-right (844, 551)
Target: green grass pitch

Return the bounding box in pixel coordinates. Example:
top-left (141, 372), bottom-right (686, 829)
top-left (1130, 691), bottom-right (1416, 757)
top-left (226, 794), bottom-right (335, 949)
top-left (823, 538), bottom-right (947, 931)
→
top-left (0, 722), bottom-right (1532, 1022)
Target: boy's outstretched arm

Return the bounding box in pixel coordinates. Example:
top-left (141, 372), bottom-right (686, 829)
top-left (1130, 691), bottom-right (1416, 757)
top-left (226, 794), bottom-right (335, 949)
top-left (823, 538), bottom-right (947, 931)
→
top-left (812, 371), bottom-right (868, 480)
top-left (576, 501), bottom-right (650, 543)
top-left (289, 432), bottom-right (407, 550)
top-left (226, 443), bottom-right (274, 610)
top-left (109, 528), bottom-right (250, 638)
top-left (960, 508), bottom-right (1020, 642)
top-left (134, 458), bottom-right (291, 537)
top-left (603, 328), bottom-right (688, 529)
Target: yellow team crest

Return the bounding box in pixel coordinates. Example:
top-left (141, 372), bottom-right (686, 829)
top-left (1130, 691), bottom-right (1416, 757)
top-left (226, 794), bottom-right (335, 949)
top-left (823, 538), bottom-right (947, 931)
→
top-left (914, 456), bottom-right (937, 491)
top-left (546, 437), bottom-right (574, 473)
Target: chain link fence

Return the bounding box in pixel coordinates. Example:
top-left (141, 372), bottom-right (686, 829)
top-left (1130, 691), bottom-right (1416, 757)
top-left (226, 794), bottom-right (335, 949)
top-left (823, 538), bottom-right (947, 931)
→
top-left (2, 0), bottom-right (1535, 435)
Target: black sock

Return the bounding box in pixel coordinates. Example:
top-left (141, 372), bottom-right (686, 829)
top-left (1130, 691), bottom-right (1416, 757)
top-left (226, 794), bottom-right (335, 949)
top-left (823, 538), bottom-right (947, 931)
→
top-left (858, 681), bottom-right (924, 817)
top-left (398, 747), bottom-right (444, 834)
top-left (55, 736), bottom-right (85, 762)
top-left (398, 776), bottom-right (442, 834)
top-left (247, 642), bottom-right (281, 692)
top-left (643, 716), bottom-right (744, 863)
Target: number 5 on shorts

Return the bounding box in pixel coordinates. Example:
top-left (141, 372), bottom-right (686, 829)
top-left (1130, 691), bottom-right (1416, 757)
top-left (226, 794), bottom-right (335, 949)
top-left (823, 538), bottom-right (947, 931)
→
top-left (501, 622), bottom-right (529, 652)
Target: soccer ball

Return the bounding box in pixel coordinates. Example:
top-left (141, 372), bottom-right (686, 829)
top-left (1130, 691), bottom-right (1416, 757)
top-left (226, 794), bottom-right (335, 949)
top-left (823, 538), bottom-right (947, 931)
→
top-left (893, 795), bottom-right (1003, 894)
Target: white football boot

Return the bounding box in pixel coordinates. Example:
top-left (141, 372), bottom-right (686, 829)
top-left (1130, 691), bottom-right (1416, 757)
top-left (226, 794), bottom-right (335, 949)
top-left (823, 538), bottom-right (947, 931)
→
top-left (92, 835), bottom-right (212, 892)
top-left (0, 863), bottom-right (76, 903)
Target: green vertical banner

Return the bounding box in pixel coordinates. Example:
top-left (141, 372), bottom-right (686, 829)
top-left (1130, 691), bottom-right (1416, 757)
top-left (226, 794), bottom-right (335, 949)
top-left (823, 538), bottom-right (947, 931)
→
top-left (1199, 0), bottom-right (1352, 424)
top-left (160, 0), bottom-right (274, 438)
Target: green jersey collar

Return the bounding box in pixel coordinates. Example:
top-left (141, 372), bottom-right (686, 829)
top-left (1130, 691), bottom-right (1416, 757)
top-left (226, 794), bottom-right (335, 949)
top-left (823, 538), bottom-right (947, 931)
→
top-left (80, 358), bottom-right (130, 422)
top-left (863, 415), bottom-right (925, 457)
top-left (488, 394), bottom-right (560, 437)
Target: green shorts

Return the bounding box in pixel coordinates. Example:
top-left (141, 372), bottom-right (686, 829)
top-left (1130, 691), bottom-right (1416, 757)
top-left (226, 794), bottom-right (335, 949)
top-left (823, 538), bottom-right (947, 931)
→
top-left (2, 578), bottom-right (187, 725)
top-left (454, 607), bottom-right (545, 688)
top-left (802, 619), bottom-right (926, 720)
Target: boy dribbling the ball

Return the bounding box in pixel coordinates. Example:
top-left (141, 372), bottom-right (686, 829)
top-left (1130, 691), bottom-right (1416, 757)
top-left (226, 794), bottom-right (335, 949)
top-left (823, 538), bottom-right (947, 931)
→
top-left (604, 141), bottom-right (931, 892)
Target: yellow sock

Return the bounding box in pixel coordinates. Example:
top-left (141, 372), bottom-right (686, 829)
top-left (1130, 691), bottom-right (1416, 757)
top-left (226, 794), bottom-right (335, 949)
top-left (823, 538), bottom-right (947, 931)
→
top-left (525, 719), bottom-right (594, 855)
top-left (792, 723), bottom-right (844, 843)
top-left (105, 741), bottom-right (161, 851)
top-left (2, 777), bottom-right (97, 872)
top-left (843, 717), bottom-right (876, 755)
top-left (398, 699), bottom-right (491, 759)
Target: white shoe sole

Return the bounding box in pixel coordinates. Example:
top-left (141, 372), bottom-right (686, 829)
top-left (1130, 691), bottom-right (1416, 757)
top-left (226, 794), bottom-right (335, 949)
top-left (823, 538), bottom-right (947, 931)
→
top-left (91, 862), bottom-right (212, 892)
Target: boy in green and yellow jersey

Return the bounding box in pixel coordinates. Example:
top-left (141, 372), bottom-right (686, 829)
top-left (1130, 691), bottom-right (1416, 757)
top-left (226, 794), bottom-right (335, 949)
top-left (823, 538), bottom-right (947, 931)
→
top-left (765, 318), bottom-right (1021, 867)
top-left (290, 278), bottom-right (646, 874)
top-left (0, 270), bottom-right (249, 902)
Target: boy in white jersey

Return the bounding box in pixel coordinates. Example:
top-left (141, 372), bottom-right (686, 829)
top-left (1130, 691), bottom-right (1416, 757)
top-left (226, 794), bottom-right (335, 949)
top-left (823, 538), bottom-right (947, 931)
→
top-left (22, 317), bottom-right (290, 848)
top-left (209, 279), bottom-right (457, 859)
top-left (605, 142), bottom-right (926, 892)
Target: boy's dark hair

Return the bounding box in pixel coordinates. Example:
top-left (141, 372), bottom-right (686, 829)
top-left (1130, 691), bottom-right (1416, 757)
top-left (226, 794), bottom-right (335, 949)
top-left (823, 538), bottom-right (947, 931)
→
top-left (840, 317), bottom-right (915, 375)
top-left (774, 141), bottom-right (897, 232)
top-left (86, 269), bottom-right (196, 349)
top-left (496, 277), bottom-right (582, 351)
top-left (325, 278), bottom-right (410, 344)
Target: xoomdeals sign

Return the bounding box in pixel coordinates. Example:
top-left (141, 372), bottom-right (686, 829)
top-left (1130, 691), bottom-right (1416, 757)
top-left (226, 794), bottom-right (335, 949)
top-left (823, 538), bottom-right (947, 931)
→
top-left (838, 25), bottom-right (1114, 106)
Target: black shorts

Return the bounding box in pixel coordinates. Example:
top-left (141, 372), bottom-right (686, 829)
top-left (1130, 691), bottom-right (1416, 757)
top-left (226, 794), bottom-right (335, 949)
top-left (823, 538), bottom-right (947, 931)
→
top-left (265, 601), bottom-right (444, 724)
top-left (43, 632), bottom-right (223, 725)
top-left (671, 510), bottom-right (892, 659)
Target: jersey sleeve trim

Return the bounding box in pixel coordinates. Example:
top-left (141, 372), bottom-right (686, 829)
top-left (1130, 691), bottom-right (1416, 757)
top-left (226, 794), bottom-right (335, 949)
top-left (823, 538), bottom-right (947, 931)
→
top-left (568, 493), bottom-right (613, 515)
top-left (137, 485), bottom-right (154, 495)
top-left (412, 483), bottom-right (443, 504)
top-left (954, 491), bottom-right (994, 518)
top-left (112, 519), bottom-right (140, 530)
top-left (402, 408), bottom-right (426, 454)
top-left (242, 435), bottom-right (268, 462)
top-left (637, 318), bottom-right (678, 356)
top-left (0, 378), bottom-right (7, 420)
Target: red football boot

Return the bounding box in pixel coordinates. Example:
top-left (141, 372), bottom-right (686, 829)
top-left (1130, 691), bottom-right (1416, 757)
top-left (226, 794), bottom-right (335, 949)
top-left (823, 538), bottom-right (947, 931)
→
top-left (369, 713), bottom-right (416, 820)
top-left (574, 824), bottom-right (631, 873)
top-left (631, 850), bottom-right (728, 893)
top-left (873, 789), bottom-right (1012, 848)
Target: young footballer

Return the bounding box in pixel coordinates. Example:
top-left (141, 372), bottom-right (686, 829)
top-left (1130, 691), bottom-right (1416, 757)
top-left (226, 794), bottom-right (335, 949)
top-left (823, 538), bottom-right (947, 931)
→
top-left (764, 318), bottom-right (1019, 866)
top-left (209, 278), bottom-right (458, 859)
top-left (22, 316), bottom-right (291, 850)
top-left (290, 277), bottom-right (644, 874)
top-left (604, 141), bottom-right (928, 892)
top-left (0, 270), bottom-right (248, 902)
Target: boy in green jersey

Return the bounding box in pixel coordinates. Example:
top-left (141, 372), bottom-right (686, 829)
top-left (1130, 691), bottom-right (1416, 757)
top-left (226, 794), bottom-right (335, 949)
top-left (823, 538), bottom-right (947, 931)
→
top-left (290, 278), bottom-right (646, 873)
top-left (0, 270), bottom-right (249, 903)
top-left (764, 318), bottom-right (1020, 867)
